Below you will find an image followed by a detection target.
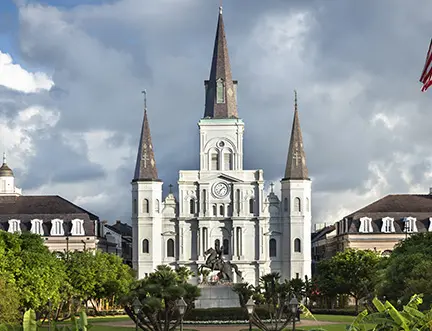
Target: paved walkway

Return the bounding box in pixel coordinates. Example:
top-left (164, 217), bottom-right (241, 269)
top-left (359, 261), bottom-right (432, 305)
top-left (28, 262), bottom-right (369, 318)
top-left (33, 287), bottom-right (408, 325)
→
top-left (94, 319), bottom-right (343, 330)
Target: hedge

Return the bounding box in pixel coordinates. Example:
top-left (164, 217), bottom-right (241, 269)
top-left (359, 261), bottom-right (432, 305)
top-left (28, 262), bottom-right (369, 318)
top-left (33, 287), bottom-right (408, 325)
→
top-left (309, 308), bottom-right (357, 316)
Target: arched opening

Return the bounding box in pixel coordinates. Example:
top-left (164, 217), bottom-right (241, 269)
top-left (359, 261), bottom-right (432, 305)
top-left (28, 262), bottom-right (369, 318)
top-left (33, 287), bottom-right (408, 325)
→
top-left (214, 239), bottom-right (220, 251)
top-left (294, 238), bottom-right (301, 252)
top-left (219, 205), bottom-right (224, 216)
top-left (223, 239), bottom-right (229, 255)
top-left (143, 199), bottom-right (149, 213)
top-left (269, 238), bottom-right (277, 257)
top-left (294, 197), bottom-right (301, 212)
top-left (142, 239), bottom-right (149, 253)
top-left (224, 152), bottom-right (233, 170)
top-left (249, 199), bottom-right (254, 214)
top-left (212, 204), bottom-right (217, 216)
top-left (155, 199), bottom-right (160, 213)
top-left (216, 78), bottom-right (225, 103)
top-left (284, 198), bottom-right (288, 212)
top-left (167, 239), bottom-right (175, 257)
top-left (189, 198), bottom-right (195, 214)
top-left (133, 199), bottom-right (137, 214)
top-left (306, 197), bottom-right (310, 212)
top-left (211, 152), bottom-right (220, 170)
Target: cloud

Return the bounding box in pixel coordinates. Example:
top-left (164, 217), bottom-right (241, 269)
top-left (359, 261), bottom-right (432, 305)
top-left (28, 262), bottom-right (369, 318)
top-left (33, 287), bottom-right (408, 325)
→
top-left (0, 51), bottom-right (54, 93)
top-left (4, 0), bottom-right (432, 224)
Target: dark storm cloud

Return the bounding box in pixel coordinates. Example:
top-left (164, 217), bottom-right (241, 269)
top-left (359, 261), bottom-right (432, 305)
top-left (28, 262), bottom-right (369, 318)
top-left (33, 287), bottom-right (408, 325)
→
top-left (7, 0), bottom-right (432, 222)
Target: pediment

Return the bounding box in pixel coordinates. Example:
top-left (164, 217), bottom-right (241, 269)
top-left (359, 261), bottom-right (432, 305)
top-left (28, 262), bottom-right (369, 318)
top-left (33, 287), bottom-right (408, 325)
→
top-left (161, 231), bottom-right (176, 236)
top-left (199, 172), bottom-right (243, 183)
top-left (264, 230), bottom-right (282, 236)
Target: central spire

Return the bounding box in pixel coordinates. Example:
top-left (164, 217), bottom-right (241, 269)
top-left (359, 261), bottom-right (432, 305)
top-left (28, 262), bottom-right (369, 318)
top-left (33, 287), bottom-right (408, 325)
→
top-left (133, 90), bottom-right (160, 182)
top-left (283, 91), bottom-right (309, 180)
top-left (203, 7), bottom-right (238, 119)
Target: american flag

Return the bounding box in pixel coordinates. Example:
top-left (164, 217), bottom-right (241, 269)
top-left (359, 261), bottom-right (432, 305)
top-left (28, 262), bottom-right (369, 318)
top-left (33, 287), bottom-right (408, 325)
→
top-left (420, 39), bottom-right (432, 92)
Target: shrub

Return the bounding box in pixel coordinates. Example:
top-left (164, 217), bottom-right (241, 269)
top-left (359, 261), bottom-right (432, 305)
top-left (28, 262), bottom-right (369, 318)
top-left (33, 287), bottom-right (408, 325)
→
top-left (184, 307), bottom-right (270, 321)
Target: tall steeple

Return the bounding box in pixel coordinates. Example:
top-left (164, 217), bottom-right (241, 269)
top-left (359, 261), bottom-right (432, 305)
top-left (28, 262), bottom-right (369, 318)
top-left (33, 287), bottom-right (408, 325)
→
top-left (133, 91), bottom-right (160, 182)
top-left (203, 6), bottom-right (238, 119)
top-left (283, 91), bottom-right (309, 180)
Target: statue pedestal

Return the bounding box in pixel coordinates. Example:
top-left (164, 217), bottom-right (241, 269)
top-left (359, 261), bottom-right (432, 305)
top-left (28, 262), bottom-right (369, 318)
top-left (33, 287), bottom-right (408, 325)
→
top-left (194, 284), bottom-right (240, 309)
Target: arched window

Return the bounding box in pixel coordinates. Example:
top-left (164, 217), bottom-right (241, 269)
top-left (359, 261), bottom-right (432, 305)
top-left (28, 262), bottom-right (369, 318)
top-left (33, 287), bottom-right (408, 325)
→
top-left (167, 239), bottom-right (175, 257)
top-left (50, 219), bottom-right (64, 236)
top-left (216, 78), bottom-right (225, 103)
top-left (190, 199), bottom-right (195, 214)
top-left (306, 198), bottom-right (310, 212)
top-left (219, 205), bottom-right (224, 216)
top-left (212, 204), bottom-right (217, 216)
top-left (142, 239), bottom-right (149, 253)
top-left (30, 219), bottom-right (44, 235)
top-left (269, 238), bottom-right (277, 257)
top-left (294, 197), bottom-right (301, 212)
top-left (249, 199), bottom-right (254, 214)
top-left (284, 198), bottom-right (288, 212)
top-left (211, 153), bottom-right (220, 170)
top-left (294, 238), bottom-right (301, 252)
top-left (71, 219), bottom-right (84, 236)
top-left (8, 219), bottom-right (21, 234)
top-left (214, 239), bottom-right (220, 251)
top-left (143, 199), bottom-right (149, 213)
top-left (223, 239), bottom-right (229, 255)
top-left (155, 199), bottom-right (160, 213)
top-left (224, 153), bottom-right (233, 170)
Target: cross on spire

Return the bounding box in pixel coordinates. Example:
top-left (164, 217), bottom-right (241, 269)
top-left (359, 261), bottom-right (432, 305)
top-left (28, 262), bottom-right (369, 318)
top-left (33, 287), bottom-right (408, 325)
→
top-left (270, 182), bottom-right (274, 193)
top-left (169, 184), bottom-right (173, 193)
top-left (2, 152), bottom-right (5, 164)
top-left (293, 151), bottom-right (302, 166)
top-left (142, 90), bottom-right (147, 110)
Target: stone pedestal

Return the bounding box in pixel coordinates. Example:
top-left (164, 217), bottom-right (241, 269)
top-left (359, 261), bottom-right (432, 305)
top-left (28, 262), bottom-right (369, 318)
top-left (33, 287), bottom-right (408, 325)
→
top-left (194, 285), bottom-right (240, 309)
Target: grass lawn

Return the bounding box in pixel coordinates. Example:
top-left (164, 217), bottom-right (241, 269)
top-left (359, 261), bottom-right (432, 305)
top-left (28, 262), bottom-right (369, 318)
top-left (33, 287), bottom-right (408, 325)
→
top-left (302, 314), bottom-right (356, 323)
top-left (240, 325), bottom-right (352, 331)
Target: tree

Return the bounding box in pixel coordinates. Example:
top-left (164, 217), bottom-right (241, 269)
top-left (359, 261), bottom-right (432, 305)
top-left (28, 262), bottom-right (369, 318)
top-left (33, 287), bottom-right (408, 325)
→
top-left (0, 231), bottom-right (66, 311)
top-left (122, 265), bottom-right (200, 331)
top-left (232, 272), bottom-right (302, 331)
top-left (316, 248), bottom-right (380, 313)
top-left (377, 233), bottom-right (432, 307)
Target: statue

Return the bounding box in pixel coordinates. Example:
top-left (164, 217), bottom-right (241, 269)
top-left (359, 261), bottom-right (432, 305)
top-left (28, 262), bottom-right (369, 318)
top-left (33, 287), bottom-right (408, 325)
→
top-left (198, 247), bottom-right (243, 283)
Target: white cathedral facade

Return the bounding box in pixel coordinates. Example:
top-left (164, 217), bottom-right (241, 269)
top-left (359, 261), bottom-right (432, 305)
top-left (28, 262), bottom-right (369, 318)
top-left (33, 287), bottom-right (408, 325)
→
top-left (131, 8), bottom-right (312, 286)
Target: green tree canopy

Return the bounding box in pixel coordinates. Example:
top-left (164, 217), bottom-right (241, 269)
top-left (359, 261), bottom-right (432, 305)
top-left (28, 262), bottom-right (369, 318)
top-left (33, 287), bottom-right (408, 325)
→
top-left (316, 248), bottom-right (381, 312)
top-left (378, 232), bottom-right (432, 307)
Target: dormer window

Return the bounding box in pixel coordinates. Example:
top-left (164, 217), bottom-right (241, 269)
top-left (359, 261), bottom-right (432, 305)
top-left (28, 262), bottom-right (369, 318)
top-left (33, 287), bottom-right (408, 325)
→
top-left (403, 217), bottom-right (417, 233)
top-left (71, 219), bottom-right (85, 236)
top-left (359, 217), bottom-right (372, 233)
top-left (30, 219), bottom-right (44, 235)
top-left (216, 79), bottom-right (225, 104)
top-left (51, 219), bottom-right (64, 236)
top-left (381, 217), bottom-right (395, 233)
top-left (8, 219), bottom-right (21, 233)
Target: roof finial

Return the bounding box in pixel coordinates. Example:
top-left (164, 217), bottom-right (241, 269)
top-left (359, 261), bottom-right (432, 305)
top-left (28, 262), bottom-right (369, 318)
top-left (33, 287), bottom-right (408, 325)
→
top-left (270, 182), bottom-right (274, 193)
top-left (142, 89), bottom-right (147, 111)
top-left (294, 90), bottom-right (298, 112)
top-left (219, 0), bottom-right (223, 15)
top-left (2, 152), bottom-right (6, 164)
top-left (169, 184), bottom-right (173, 193)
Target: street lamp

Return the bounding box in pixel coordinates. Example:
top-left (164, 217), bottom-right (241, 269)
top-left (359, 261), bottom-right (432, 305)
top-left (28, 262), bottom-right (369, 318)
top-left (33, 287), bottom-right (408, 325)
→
top-left (176, 297), bottom-right (187, 331)
top-left (245, 297), bottom-right (255, 331)
top-left (132, 298), bottom-right (142, 331)
top-left (289, 296), bottom-right (299, 331)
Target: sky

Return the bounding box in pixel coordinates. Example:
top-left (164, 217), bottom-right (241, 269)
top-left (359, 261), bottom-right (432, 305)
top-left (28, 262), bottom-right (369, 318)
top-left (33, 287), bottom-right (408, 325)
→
top-left (1, 0), bottom-right (432, 225)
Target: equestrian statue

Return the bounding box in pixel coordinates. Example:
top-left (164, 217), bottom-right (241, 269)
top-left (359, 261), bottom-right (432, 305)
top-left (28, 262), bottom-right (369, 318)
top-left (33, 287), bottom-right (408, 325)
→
top-left (198, 246), bottom-right (243, 283)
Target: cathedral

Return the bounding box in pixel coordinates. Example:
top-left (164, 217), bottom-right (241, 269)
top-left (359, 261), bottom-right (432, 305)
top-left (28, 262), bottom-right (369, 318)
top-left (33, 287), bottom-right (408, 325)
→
top-left (131, 8), bottom-right (312, 285)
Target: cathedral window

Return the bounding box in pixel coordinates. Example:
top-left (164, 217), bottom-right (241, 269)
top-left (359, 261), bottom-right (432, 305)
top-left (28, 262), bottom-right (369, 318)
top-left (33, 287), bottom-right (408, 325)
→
top-left (202, 227), bottom-right (208, 250)
top-left (189, 199), bottom-right (195, 214)
top-left (294, 197), bottom-right (301, 212)
top-left (236, 227), bottom-right (242, 256)
top-left (223, 239), bottom-right (229, 255)
top-left (214, 239), bottom-right (220, 251)
top-left (224, 153), bottom-right (233, 170)
top-left (202, 190), bottom-right (207, 214)
top-left (143, 199), bottom-right (149, 213)
top-left (227, 204), bottom-right (232, 216)
top-left (71, 219), bottom-right (85, 236)
top-left (236, 189), bottom-right (240, 214)
top-left (142, 239), bottom-right (149, 253)
top-left (155, 199), bottom-right (160, 213)
top-left (294, 238), bottom-right (301, 252)
top-left (284, 198), bottom-right (288, 212)
top-left (211, 153), bottom-right (220, 170)
top-left (306, 198), bottom-right (310, 212)
top-left (212, 204), bottom-right (217, 216)
top-left (30, 219), bottom-right (43, 235)
top-left (269, 238), bottom-right (277, 257)
top-left (8, 219), bottom-right (21, 234)
top-left (133, 199), bottom-right (137, 214)
top-left (51, 219), bottom-right (64, 236)
top-left (216, 79), bottom-right (225, 104)
top-left (167, 239), bottom-right (175, 257)
top-left (249, 199), bottom-right (254, 214)
top-left (219, 205), bottom-right (224, 216)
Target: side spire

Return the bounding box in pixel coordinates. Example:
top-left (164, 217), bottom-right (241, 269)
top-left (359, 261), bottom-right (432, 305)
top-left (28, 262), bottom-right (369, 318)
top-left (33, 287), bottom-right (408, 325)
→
top-left (203, 7), bottom-right (238, 119)
top-left (133, 91), bottom-right (160, 182)
top-left (283, 90), bottom-right (309, 180)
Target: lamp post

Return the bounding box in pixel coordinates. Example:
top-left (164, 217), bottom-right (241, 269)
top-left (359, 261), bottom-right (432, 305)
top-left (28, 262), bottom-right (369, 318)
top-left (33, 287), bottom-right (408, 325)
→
top-left (245, 297), bottom-right (255, 331)
top-left (132, 298), bottom-right (142, 331)
top-left (176, 297), bottom-right (187, 331)
top-left (289, 296), bottom-right (299, 331)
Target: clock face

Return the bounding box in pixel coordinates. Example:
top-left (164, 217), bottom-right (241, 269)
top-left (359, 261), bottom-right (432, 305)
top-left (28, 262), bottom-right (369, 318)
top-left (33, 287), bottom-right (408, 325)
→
top-left (212, 182), bottom-right (230, 198)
